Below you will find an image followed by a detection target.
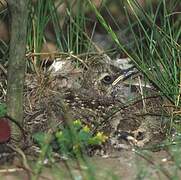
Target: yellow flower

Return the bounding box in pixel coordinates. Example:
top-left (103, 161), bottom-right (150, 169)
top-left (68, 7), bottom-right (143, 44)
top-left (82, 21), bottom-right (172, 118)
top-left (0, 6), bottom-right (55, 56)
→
top-left (56, 131), bottom-right (63, 138)
top-left (95, 132), bottom-right (108, 143)
top-left (82, 125), bottom-right (90, 132)
top-left (73, 119), bottom-right (82, 126)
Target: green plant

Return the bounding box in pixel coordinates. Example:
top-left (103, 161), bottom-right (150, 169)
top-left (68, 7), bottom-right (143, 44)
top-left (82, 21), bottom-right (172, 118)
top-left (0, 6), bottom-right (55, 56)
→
top-left (27, 0), bottom-right (94, 73)
top-left (125, 0), bottom-right (181, 106)
top-left (32, 120), bottom-right (108, 179)
top-left (32, 132), bottom-right (53, 180)
top-left (55, 119), bottom-right (108, 157)
top-left (33, 119), bottom-right (108, 158)
top-left (27, 0), bottom-right (53, 70)
top-left (88, 0), bottom-right (181, 107)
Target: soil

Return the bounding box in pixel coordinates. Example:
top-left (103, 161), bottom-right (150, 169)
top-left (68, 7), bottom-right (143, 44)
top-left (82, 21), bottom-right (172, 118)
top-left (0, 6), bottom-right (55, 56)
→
top-left (0, 149), bottom-right (177, 180)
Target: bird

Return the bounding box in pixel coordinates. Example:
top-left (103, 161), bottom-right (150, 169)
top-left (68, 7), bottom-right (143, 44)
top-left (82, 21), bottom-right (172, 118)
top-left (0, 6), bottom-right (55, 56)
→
top-left (24, 54), bottom-right (166, 148)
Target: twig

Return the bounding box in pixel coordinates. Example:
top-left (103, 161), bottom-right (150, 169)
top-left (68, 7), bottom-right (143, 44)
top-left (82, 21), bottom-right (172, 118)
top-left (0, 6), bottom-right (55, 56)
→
top-left (7, 144), bottom-right (31, 172)
top-left (0, 168), bottom-right (24, 173)
top-left (0, 63), bottom-right (7, 75)
top-left (138, 75), bottom-right (146, 111)
top-left (105, 94), bottom-right (161, 121)
top-left (133, 112), bottom-right (169, 118)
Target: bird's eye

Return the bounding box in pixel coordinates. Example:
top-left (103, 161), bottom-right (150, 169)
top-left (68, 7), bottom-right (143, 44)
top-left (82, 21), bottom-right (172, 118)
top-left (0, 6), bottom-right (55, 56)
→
top-left (101, 75), bottom-right (113, 85)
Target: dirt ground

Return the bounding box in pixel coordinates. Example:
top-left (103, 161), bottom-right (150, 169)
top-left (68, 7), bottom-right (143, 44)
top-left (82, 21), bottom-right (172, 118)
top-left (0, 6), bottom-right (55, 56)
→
top-left (0, 149), bottom-right (177, 180)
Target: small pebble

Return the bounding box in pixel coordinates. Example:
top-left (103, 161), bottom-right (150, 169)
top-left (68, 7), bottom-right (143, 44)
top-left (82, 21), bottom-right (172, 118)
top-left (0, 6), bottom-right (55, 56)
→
top-left (161, 158), bottom-right (167, 162)
top-left (75, 97), bottom-right (80, 100)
